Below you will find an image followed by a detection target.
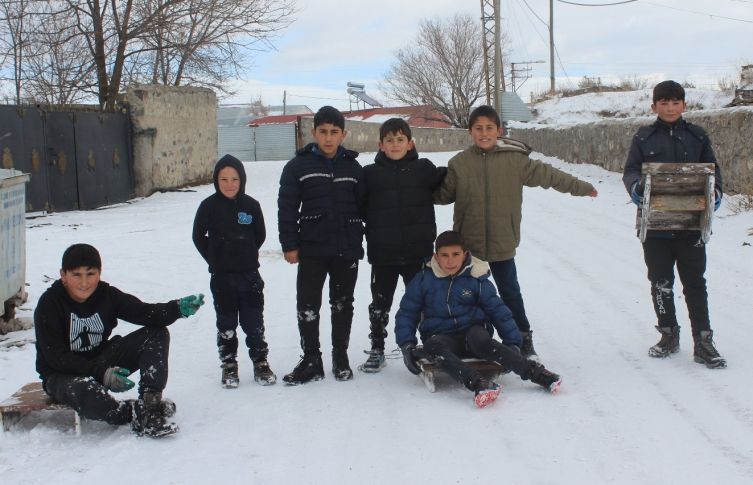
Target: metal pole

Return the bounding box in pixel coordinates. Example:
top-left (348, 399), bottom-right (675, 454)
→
top-left (493, 0), bottom-right (501, 114)
top-left (550, 0), bottom-right (555, 93)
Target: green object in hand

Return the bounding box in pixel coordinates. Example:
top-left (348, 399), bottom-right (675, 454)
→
top-left (103, 367), bottom-right (135, 393)
top-left (180, 293), bottom-right (205, 316)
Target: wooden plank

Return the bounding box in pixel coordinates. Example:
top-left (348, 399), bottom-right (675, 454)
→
top-left (419, 359), bottom-right (503, 373)
top-left (650, 195), bottom-right (706, 211)
top-left (642, 163), bottom-right (715, 175)
top-left (0, 382), bottom-right (70, 413)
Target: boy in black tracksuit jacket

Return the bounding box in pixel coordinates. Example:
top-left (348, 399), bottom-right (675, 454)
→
top-left (193, 154), bottom-right (277, 388)
top-left (622, 80), bottom-right (726, 369)
top-left (358, 118), bottom-right (446, 373)
top-left (277, 106), bottom-right (366, 385)
top-left (34, 244), bottom-right (204, 437)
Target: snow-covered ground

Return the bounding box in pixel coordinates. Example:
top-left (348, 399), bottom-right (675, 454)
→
top-left (2, 147), bottom-right (753, 484)
top-left (525, 88), bottom-right (733, 125)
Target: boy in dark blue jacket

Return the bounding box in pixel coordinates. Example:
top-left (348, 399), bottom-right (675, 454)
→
top-left (359, 118), bottom-right (446, 373)
top-left (623, 81), bottom-right (726, 369)
top-left (278, 106), bottom-right (366, 385)
top-left (395, 231), bottom-right (562, 408)
top-left (193, 154), bottom-right (277, 388)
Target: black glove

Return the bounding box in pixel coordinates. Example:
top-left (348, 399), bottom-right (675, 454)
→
top-left (401, 343), bottom-right (422, 375)
top-left (103, 367), bottom-right (135, 393)
top-left (506, 344), bottom-right (521, 354)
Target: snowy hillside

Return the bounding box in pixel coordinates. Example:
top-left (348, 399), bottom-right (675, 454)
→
top-left (525, 88), bottom-right (734, 125)
top-left (2, 148), bottom-right (752, 483)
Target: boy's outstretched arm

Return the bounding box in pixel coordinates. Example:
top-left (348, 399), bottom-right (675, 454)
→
top-left (522, 157), bottom-right (595, 197)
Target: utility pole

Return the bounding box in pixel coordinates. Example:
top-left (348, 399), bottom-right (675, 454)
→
top-left (283, 90), bottom-right (287, 115)
top-left (550, 0), bottom-right (555, 93)
top-left (493, 0), bottom-right (501, 115)
top-left (480, 0), bottom-right (505, 108)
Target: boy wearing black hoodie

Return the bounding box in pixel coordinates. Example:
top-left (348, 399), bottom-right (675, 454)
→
top-left (34, 243), bottom-right (205, 437)
top-left (358, 118), bottom-right (446, 373)
top-left (193, 154), bottom-right (277, 388)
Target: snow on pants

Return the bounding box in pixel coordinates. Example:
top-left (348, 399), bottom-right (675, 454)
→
top-left (368, 263), bottom-right (422, 351)
top-left (296, 256), bottom-right (359, 354)
top-left (488, 258), bottom-right (531, 333)
top-left (422, 325), bottom-right (535, 391)
top-left (642, 235), bottom-right (710, 335)
top-left (211, 271), bottom-right (268, 363)
top-left (43, 326), bottom-right (170, 425)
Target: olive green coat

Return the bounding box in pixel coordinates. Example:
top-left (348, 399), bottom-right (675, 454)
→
top-left (433, 140), bottom-right (595, 262)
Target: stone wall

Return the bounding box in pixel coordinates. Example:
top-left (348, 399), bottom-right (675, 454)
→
top-left (508, 107), bottom-right (753, 194)
top-left (299, 118), bottom-right (470, 154)
top-left (126, 84), bottom-right (217, 197)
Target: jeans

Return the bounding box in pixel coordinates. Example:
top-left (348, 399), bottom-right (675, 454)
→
top-left (488, 258), bottom-right (531, 332)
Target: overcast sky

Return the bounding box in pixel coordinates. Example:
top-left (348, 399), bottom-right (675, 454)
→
top-left (225, 0), bottom-right (753, 111)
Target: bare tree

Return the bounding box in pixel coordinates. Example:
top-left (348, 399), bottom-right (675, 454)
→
top-left (0, 0), bottom-right (38, 103)
top-left (380, 13), bottom-right (489, 129)
top-left (127, 0), bottom-right (296, 96)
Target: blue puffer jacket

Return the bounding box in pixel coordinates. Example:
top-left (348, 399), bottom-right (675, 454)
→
top-left (278, 143), bottom-right (366, 260)
top-left (395, 253), bottom-right (522, 347)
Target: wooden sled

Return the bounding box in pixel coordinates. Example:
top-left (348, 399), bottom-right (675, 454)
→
top-left (0, 382), bottom-right (82, 435)
top-left (416, 345), bottom-right (504, 393)
top-left (637, 163), bottom-right (715, 243)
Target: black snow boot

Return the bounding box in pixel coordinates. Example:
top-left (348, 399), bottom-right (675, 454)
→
top-left (221, 361), bottom-right (239, 389)
top-left (124, 398), bottom-right (176, 419)
top-left (526, 363), bottom-right (562, 393)
top-left (693, 330), bottom-right (726, 369)
top-left (357, 350), bottom-right (386, 373)
top-left (131, 392), bottom-right (179, 438)
top-left (253, 361), bottom-right (277, 386)
top-left (282, 353), bottom-right (325, 385)
top-left (648, 325), bottom-right (680, 358)
top-left (473, 378), bottom-right (501, 408)
top-left (520, 331), bottom-right (539, 361)
top-left (332, 348), bottom-right (353, 381)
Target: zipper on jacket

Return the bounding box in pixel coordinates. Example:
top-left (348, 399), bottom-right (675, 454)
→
top-left (394, 161), bottom-right (405, 262)
top-left (446, 276), bottom-right (459, 330)
top-left (483, 152), bottom-right (491, 259)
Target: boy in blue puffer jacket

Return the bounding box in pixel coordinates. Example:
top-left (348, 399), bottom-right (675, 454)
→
top-left (395, 231), bottom-right (562, 408)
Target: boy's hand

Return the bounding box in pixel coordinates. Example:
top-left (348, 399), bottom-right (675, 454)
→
top-left (103, 367), bottom-right (135, 393)
top-left (630, 182), bottom-right (643, 206)
top-left (400, 343), bottom-right (421, 375)
top-left (284, 250), bottom-right (299, 264)
top-left (179, 294), bottom-right (205, 317)
top-left (588, 189), bottom-right (598, 197)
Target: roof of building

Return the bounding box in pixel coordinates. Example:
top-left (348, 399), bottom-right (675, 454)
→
top-left (217, 104), bottom-right (312, 127)
top-left (499, 92), bottom-right (535, 122)
top-left (248, 105), bottom-right (452, 128)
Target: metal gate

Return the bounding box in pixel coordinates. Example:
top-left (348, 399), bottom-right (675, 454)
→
top-left (254, 123), bottom-right (296, 161)
top-left (0, 105), bottom-right (133, 212)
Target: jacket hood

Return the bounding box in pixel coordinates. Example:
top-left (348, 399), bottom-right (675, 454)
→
top-left (374, 146), bottom-right (419, 166)
top-left (213, 154), bottom-right (247, 197)
top-left (471, 137), bottom-right (532, 156)
top-left (428, 252), bottom-right (490, 279)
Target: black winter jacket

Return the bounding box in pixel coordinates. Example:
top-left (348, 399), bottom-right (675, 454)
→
top-left (193, 154), bottom-right (266, 273)
top-left (278, 143), bottom-right (366, 260)
top-left (622, 117), bottom-right (723, 239)
top-left (34, 280), bottom-right (182, 384)
top-left (364, 148), bottom-right (446, 265)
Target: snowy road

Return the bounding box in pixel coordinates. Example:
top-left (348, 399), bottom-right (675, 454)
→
top-left (2, 152), bottom-right (752, 484)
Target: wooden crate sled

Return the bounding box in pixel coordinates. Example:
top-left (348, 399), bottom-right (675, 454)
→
top-left (636, 163), bottom-right (715, 243)
top-left (415, 345), bottom-right (504, 393)
top-left (0, 382), bottom-right (82, 435)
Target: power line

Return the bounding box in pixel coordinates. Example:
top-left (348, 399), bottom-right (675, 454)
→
top-left (638, 1), bottom-right (753, 23)
top-left (556, 0), bottom-right (635, 6)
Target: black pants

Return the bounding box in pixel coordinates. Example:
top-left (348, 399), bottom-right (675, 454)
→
top-left (488, 258), bottom-right (530, 332)
top-left (368, 263), bottom-right (423, 351)
top-left (643, 236), bottom-right (710, 335)
top-left (422, 325), bottom-right (534, 392)
top-left (44, 326), bottom-right (170, 425)
top-left (297, 256), bottom-right (359, 354)
top-left (211, 271), bottom-right (268, 363)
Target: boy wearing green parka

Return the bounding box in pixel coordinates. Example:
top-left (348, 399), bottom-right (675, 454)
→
top-left (433, 105), bottom-right (597, 360)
